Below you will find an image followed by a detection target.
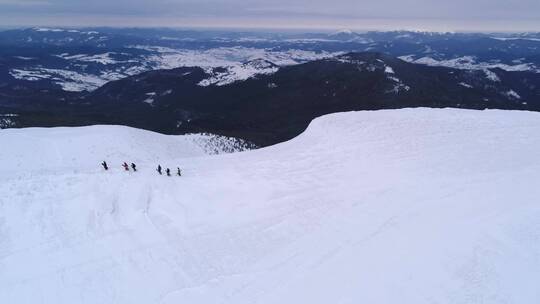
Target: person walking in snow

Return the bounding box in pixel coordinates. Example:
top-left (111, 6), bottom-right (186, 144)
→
top-left (101, 161), bottom-right (108, 171)
top-left (177, 167), bottom-right (182, 176)
top-left (122, 162), bottom-right (129, 171)
top-left (157, 165), bottom-right (162, 175)
top-left (131, 163), bottom-right (137, 172)
top-left (166, 168), bottom-right (171, 176)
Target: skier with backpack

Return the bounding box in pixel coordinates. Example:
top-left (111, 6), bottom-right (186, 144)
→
top-left (101, 161), bottom-right (108, 170)
top-left (166, 168), bottom-right (171, 176)
top-left (157, 165), bottom-right (162, 175)
top-left (131, 163), bottom-right (137, 172)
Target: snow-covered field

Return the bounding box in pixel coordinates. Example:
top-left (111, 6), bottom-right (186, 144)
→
top-left (9, 47), bottom-right (339, 92)
top-left (0, 109), bottom-right (539, 303)
top-left (399, 55), bottom-right (540, 73)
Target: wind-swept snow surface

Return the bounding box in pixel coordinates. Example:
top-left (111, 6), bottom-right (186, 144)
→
top-left (1, 109), bottom-right (539, 304)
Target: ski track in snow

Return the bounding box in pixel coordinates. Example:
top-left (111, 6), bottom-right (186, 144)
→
top-left (0, 109), bottom-right (539, 303)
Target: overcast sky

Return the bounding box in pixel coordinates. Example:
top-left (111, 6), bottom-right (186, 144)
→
top-left (1, 0), bottom-right (539, 32)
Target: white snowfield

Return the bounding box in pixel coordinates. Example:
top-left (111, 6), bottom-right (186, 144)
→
top-left (0, 125), bottom-right (249, 178)
top-left (0, 108), bottom-right (539, 304)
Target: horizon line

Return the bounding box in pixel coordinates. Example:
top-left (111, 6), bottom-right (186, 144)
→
top-left (0, 24), bottom-right (539, 34)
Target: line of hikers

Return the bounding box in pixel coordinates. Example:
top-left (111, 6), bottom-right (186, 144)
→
top-left (101, 161), bottom-right (182, 176)
top-left (156, 165), bottom-right (182, 176)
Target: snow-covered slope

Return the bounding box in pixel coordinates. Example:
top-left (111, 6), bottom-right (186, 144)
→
top-left (1, 109), bottom-right (539, 304)
top-left (0, 125), bottom-right (250, 177)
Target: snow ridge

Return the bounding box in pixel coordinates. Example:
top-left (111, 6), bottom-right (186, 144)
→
top-left (1, 109), bottom-right (540, 303)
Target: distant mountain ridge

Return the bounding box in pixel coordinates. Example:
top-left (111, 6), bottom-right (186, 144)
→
top-left (3, 52), bottom-right (539, 146)
top-left (1, 27), bottom-right (539, 94)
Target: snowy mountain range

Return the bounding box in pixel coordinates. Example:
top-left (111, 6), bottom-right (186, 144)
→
top-left (1, 28), bottom-right (539, 94)
top-left (6, 46), bottom-right (336, 92)
top-left (1, 27), bottom-right (540, 144)
top-left (2, 26), bottom-right (540, 304)
top-left (4, 51), bottom-right (539, 146)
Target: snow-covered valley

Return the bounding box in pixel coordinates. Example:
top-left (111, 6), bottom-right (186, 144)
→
top-left (8, 46), bottom-right (338, 92)
top-left (0, 109), bottom-right (539, 303)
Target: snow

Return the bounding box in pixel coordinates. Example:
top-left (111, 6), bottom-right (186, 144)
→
top-left (0, 125), bottom-right (249, 177)
top-left (399, 55), bottom-right (539, 73)
top-left (128, 47), bottom-right (335, 86)
top-left (198, 60), bottom-right (279, 87)
top-left (55, 53), bottom-right (124, 65)
top-left (459, 82), bottom-right (473, 88)
top-left (32, 28), bottom-right (101, 36)
top-left (335, 56), bottom-right (366, 65)
top-left (9, 69), bottom-right (48, 81)
top-left (398, 54), bottom-right (416, 62)
top-left (34, 28), bottom-right (65, 32)
top-left (13, 56), bottom-right (36, 60)
top-left (283, 38), bottom-right (341, 43)
top-left (384, 66), bottom-right (395, 74)
top-left (9, 67), bottom-right (107, 91)
top-left (1, 109), bottom-right (539, 304)
top-left (143, 92), bottom-right (156, 105)
top-left (386, 75), bottom-right (411, 94)
top-left (0, 117), bottom-right (16, 128)
top-left (484, 69), bottom-right (501, 82)
top-left (161, 89), bottom-right (173, 96)
top-left (506, 90), bottom-right (521, 99)
top-left (491, 37), bottom-right (540, 42)
top-left (15, 46), bottom-right (340, 92)
top-left (132, 46), bottom-right (338, 70)
top-left (332, 29), bottom-right (354, 35)
top-left (395, 33), bottom-right (413, 39)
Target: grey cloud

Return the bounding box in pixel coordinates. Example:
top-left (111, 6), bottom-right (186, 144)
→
top-left (0, 0), bottom-right (539, 30)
